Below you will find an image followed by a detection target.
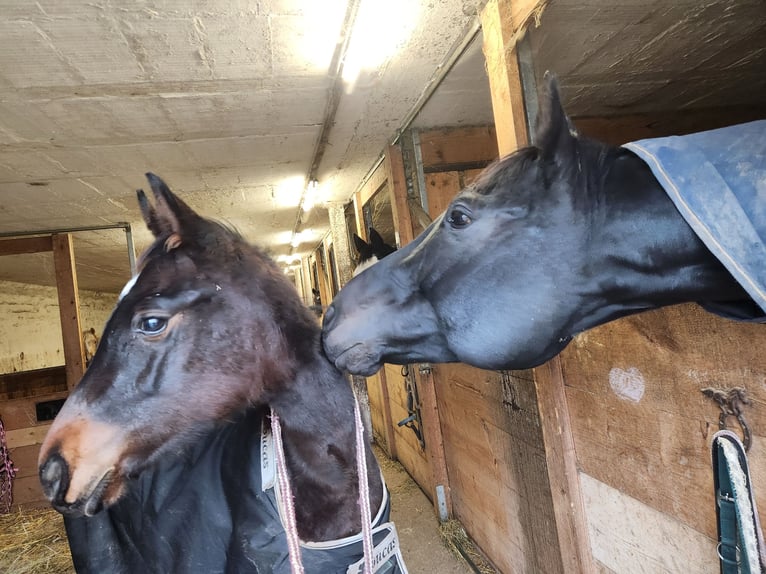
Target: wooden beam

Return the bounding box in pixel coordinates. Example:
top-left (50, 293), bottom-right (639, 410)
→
top-left (481, 1), bottom-right (593, 570)
top-left (417, 126), bottom-right (499, 170)
top-left (385, 144), bottom-right (414, 247)
top-left (7, 423), bottom-right (52, 449)
top-left (52, 233), bottom-right (85, 389)
top-left (377, 367), bottom-right (398, 461)
top-left (0, 235), bottom-right (53, 256)
top-left (353, 191), bottom-right (365, 238)
top-left (534, 358), bottom-right (595, 573)
top-left (418, 367), bottom-right (452, 519)
top-left (358, 161), bottom-right (388, 207)
top-left (481, 0), bottom-right (531, 156)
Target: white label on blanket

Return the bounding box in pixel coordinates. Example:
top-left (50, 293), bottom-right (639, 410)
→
top-left (346, 522), bottom-right (409, 574)
top-left (260, 418), bottom-right (276, 491)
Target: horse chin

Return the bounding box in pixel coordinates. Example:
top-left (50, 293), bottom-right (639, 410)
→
top-left (332, 343), bottom-right (383, 376)
top-left (54, 468), bottom-right (121, 518)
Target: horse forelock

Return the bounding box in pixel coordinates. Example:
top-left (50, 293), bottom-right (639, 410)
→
top-left (470, 146), bottom-right (541, 198)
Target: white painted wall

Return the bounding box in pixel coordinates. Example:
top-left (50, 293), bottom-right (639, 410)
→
top-left (0, 280), bottom-right (116, 374)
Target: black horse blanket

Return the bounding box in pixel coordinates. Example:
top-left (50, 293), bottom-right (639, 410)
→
top-left (624, 120), bottom-right (766, 321)
top-left (63, 407), bottom-right (406, 573)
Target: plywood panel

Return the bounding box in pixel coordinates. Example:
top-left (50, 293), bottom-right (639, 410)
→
top-left (0, 366), bottom-right (68, 401)
top-left (7, 444), bottom-right (40, 479)
top-left (581, 474), bottom-right (716, 574)
top-left (383, 363), bottom-right (432, 495)
top-left (418, 126), bottom-right (498, 171)
top-left (424, 172), bottom-right (462, 220)
top-left (11, 475), bottom-right (49, 508)
top-left (561, 303), bottom-right (766, 547)
top-left (0, 391), bottom-right (69, 430)
top-left (365, 372), bottom-right (386, 447)
top-left (435, 364), bottom-right (563, 574)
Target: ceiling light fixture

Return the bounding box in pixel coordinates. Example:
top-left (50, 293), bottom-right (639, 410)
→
top-left (302, 179), bottom-right (319, 213)
top-left (341, 0), bottom-right (420, 91)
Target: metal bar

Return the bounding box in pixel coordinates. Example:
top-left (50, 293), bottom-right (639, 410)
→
top-left (124, 224), bottom-right (137, 275)
top-left (0, 222), bottom-right (131, 239)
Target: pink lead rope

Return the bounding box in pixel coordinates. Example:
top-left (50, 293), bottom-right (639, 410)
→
top-left (271, 395), bottom-right (375, 574)
top-left (0, 414), bottom-right (18, 514)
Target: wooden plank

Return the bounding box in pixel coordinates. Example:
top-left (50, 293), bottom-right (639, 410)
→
top-left (573, 105), bottom-right (766, 146)
top-left (535, 358), bottom-right (597, 573)
top-left (10, 475), bottom-right (48, 508)
top-left (0, 235), bottom-right (53, 256)
top-left (8, 444), bottom-right (42, 479)
top-left (0, 391), bottom-right (69, 430)
top-left (561, 304), bottom-right (766, 541)
top-left (7, 424), bottom-right (51, 449)
top-left (364, 371), bottom-right (387, 449)
top-left (52, 233), bottom-right (85, 389)
top-left (480, 0), bottom-right (530, 156)
top-left (0, 366), bottom-right (68, 401)
top-left (424, 172), bottom-right (462, 219)
top-left (358, 161), bottom-right (388, 208)
top-left (353, 191), bottom-right (365, 238)
top-left (417, 367), bottom-right (452, 518)
top-left (581, 474), bottom-right (717, 574)
top-left (480, 3), bottom-right (593, 569)
top-left (377, 366), bottom-right (398, 460)
top-left (418, 126), bottom-right (498, 170)
top-left (435, 363), bottom-right (563, 574)
top-left (386, 144), bottom-right (413, 247)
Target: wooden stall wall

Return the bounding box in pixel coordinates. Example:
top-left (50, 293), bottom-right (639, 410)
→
top-left (551, 108), bottom-right (766, 572)
top-left (474, 4), bottom-right (766, 569)
top-left (560, 305), bottom-right (766, 573)
top-left (0, 235), bottom-right (111, 510)
top-left (406, 125), bottom-right (568, 572)
top-left (350, 156), bottom-right (434, 494)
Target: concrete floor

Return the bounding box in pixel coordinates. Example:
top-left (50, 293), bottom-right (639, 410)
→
top-left (375, 445), bottom-right (475, 574)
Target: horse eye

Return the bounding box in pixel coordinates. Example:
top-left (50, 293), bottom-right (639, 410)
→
top-left (447, 209), bottom-right (472, 229)
top-left (137, 317), bottom-right (167, 335)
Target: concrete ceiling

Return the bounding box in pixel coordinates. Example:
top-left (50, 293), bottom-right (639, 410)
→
top-left (0, 0), bottom-right (491, 293)
top-left (1, 0), bottom-right (764, 294)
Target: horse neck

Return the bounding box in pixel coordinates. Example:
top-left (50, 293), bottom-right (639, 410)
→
top-left (571, 146), bottom-right (748, 330)
top-left (269, 348), bottom-right (382, 541)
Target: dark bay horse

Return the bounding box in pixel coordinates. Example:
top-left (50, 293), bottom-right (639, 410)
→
top-left (38, 174), bottom-right (393, 573)
top-left (322, 75), bottom-right (764, 376)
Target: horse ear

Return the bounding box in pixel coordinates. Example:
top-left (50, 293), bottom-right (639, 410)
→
top-left (535, 72), bottom-right (577, 163)
top-left (368, 227), bottom-right (396, 257)
top-left (137, 188), bottom-right (165, 237)
top-left (143, 173), bottom-right (207, 241)
top-left (368, 227), bottom-right (385, 248)
top-left (353, 233), bottom-right (373, 260)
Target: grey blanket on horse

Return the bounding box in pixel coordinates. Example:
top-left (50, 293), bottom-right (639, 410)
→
top-left (624, 120), bottom-right (766, 321)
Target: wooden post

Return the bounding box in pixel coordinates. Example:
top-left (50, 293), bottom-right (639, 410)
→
top-left (376, 368), bottom-right (398, 460)
top-left (385, 144), bottom-right (414, 247)
top-left (481, 1), bottom-right (594, 571)
top-left (480, 0), bottom-right (530, 156)
top-left (417, 367), bottom-right (452, 520)
top-left (52, 233), bottom-right (86, 389)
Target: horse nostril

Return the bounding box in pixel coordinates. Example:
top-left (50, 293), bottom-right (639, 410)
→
top-left (39, 452), bottom-right (70, 503)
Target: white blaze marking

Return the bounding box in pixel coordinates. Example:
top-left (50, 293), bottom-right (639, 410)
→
top-left (119, 274), bottom-right (139, 301)
top-left (609, 367), bottom-right (645, 403)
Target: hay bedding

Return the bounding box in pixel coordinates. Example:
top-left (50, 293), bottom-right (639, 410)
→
top-left (0, 507), bottom-right (73, 574)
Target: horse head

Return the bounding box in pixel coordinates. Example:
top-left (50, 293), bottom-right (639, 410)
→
top-left (352, 227), bottom-right (397, 276)
top-left (38, 173), bottom-right (309, 516)
top-left (323, 74), bottom-right (738, 374)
